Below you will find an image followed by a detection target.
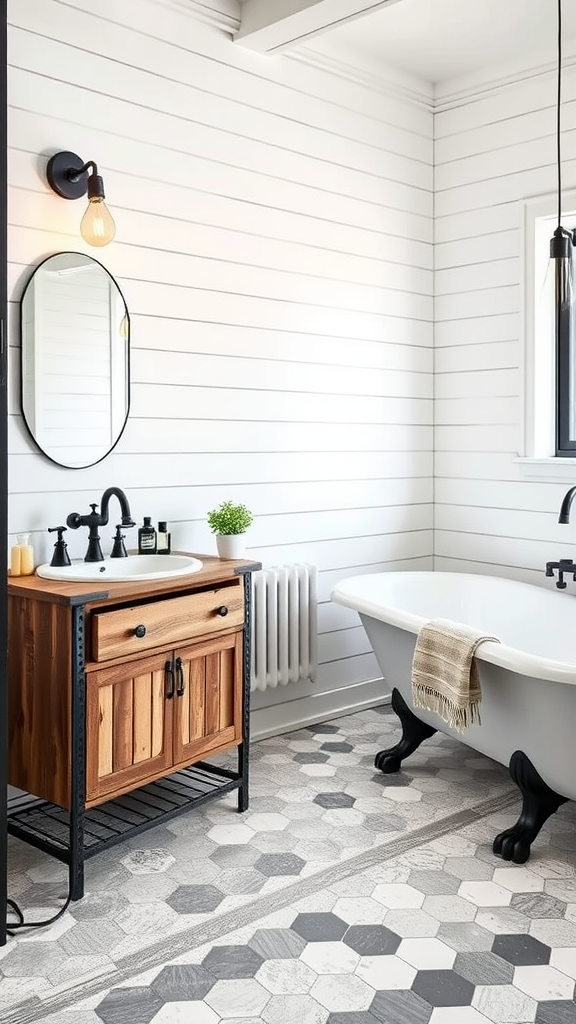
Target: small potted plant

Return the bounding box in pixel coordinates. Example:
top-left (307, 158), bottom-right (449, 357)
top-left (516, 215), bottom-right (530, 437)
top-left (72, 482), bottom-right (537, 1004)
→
top-left (207, 500), bottom-right (253, 559)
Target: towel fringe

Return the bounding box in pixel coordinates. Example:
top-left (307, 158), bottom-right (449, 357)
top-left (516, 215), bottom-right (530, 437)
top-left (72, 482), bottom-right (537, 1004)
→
top-left (412, 685), bottom-right (482, 734)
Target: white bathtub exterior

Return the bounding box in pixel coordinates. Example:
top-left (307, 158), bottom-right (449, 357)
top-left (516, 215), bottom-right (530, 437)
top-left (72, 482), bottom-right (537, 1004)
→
top-left (331, 572), bottom-right (576, 801)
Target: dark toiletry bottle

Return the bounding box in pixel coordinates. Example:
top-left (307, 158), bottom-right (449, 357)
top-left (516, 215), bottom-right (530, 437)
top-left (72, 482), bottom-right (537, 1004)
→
top-left (138, 516), bottom-right (157, 554)
top-left (156, 521), bottom-right (171, 554)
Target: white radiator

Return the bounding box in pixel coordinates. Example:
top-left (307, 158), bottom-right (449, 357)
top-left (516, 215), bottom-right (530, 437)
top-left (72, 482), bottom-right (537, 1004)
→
top-left (250, 564), bottom-right (318, 692)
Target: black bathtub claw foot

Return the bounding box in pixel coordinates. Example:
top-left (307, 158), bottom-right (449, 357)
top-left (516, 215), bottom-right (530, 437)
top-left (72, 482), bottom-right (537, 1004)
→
top-left (374, 688), bottom-right (437, 774)
top-left (493, 750), bottom-right (569, 864)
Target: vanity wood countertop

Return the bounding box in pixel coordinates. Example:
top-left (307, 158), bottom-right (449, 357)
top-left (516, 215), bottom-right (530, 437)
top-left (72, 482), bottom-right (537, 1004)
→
top-left (7, 553), bottom-right (262, 607)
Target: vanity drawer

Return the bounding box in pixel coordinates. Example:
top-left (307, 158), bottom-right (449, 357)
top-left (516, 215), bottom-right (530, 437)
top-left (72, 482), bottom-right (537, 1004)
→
top-left (91, 585), bottom-right (244, 662)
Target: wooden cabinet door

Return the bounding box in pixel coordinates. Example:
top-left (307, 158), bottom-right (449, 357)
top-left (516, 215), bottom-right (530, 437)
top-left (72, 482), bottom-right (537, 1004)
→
top-left (173, 632), bottom-right (243, 767)
top-left (86, 650), bottom-right (173, 805)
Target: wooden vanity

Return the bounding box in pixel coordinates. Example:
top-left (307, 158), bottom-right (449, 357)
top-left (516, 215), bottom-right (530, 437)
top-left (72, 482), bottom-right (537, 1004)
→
top-left (7, 554), bottom-right (260, 898)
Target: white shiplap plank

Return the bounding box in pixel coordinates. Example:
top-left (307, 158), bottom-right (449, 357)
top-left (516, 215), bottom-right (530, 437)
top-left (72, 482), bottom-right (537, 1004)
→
top-left (7, 0), bottom-right (433, 723)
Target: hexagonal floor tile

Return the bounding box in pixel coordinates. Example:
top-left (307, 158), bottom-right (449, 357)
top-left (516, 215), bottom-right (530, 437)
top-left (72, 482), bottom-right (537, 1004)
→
top-left (370, 988), bottom-right (432, 1024)
top-left (150, 964), bottom-right (217, 1001)
top-left (513, 965), bottom-right (575, 1002)
top-left (167, 885), bottom-right (225, 915)
top-left (248, 927), bottom-right (307, 961)
top-left (291, 913), bottom-right (348, 942)
top-left (95, 988), bottom-right (164, 1024)
top-left (343, 925), bottom-right (401, 957)
top-left (255, 853), bottom-right (305, 877)
top-left (492, 933), bottom-right (551, 966)
top-left (201, 944), bottom-right (264, 979)
top-left (412, 969), bottom-right (475, 1008)
top-left (398, 938), bottom-right (456, 971)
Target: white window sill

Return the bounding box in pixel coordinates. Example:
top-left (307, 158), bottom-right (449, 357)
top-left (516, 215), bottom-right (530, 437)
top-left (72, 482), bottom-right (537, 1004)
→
top-left (514, 457), bottom-right (576, 481)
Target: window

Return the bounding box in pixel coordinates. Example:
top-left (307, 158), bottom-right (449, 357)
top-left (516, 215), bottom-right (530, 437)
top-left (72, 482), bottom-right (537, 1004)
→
top-left (521, 192), bottom-right (576, 474)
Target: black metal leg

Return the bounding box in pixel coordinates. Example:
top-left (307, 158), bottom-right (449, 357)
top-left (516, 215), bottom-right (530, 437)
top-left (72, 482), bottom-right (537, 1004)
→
top-left (375, 688), bottom-right (437, 773)
top-left (237, 571), bottom-right (252, 814)
top-left (493, 750), bottom-right (569, 864)
top-left (70, 606), bottom-right (86, 899)
top-left (237, 741), bottom-right (249, 813)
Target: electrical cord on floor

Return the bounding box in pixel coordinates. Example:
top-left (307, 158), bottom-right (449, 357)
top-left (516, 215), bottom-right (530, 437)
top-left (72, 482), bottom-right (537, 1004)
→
top-left (6, 886), bottom-right (72, 938)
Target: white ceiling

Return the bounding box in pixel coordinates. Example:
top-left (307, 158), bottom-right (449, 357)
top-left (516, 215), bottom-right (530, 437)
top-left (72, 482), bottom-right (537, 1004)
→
top-left (322, 0), bottom-right (576, 83)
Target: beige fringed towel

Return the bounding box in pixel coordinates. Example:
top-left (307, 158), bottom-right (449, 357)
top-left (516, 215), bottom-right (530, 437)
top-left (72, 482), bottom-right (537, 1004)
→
top-left (411, 618), bottom-right (500, 733)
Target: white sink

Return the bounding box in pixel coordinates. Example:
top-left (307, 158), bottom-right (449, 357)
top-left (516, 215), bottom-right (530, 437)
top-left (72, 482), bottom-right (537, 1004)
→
top-left (35, 554), bottom-right (203, 583)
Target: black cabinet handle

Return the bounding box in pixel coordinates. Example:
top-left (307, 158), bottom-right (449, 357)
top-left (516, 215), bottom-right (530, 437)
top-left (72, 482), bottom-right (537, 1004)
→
top-left (175, 656), bottom-right (185, 696)
top-left (165, 659), bottom-right (175, 699)
top-left (134, 624), bottom-right (147, 638)
top-left (216, 606), bottom-right (228, 617)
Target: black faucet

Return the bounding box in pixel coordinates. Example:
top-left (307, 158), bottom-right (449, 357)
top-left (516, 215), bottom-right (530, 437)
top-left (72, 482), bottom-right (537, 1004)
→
top-left (66, 487), bottom-right (135, 562)
top-left (545, 486), bottom-right (576, 587)
top-left (558, 485), bottom-right (576, 523)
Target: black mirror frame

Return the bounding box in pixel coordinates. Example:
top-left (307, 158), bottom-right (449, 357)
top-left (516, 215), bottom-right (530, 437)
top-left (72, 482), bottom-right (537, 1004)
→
top-left (19, 251), bottom-right (131, 469)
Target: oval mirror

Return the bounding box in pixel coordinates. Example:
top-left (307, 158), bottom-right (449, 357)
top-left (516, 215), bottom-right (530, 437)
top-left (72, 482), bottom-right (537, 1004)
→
top-left (20, 252), bottom-right (130, 469)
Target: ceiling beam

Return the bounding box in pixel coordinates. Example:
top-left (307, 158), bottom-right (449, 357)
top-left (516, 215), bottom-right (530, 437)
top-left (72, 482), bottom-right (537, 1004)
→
top-left (235, 0), bottom-right (403, 54)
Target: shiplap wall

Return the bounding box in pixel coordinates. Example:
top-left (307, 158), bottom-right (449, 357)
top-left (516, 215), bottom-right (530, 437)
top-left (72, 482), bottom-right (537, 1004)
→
top-left (7, 0), bottom-right (434, 734)
top-left (434, 59), bottom-right (576, 585)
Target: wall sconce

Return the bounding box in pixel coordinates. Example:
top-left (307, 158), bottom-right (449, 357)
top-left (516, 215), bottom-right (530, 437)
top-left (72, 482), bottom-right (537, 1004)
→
top-left (46, 150), bottom-right (116, 247)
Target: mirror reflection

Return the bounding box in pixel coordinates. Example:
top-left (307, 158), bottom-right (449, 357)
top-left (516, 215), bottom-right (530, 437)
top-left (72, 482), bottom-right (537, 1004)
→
top-left (20, 252), bottom-right (130, 469)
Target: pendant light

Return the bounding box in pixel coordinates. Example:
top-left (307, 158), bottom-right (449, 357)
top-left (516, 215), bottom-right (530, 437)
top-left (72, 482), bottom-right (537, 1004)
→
top-left (550, 0), bottom-right (576, 451)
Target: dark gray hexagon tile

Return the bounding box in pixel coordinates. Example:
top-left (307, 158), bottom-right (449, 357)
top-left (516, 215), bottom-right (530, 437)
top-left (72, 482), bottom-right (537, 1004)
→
top-left (249, 927), bottom-right (307, 960)
top-left (510, 893), bottom-right (568, 919)
top-left (255, 853), bottom-right (305, 877)
top-left (453, 950), bottom-right (514, 986)
top-left (166, 884), bottom-right (225, 914)
top-left (291, 912), bottom-right (348, 942)
top-left (150, 964), bottom-right (217, 1001)
top-left (95, 987), bottom-right (164, 1024)
top-left (306, 723), bottom-right (341, 734)
top-left (492, 932), bottom-right (552, 965)
top-left (370, 988), bottom-right (432, 1023)
top-left (314, 792), bottom-right (356, 809)
top-left (202, 943), bottom-right (264, 979)
top-left (535, 1000), bottom-right (576, 1024)
top-left (321, 742), bottom-right (353, 753)
top-left (343, 924), bottom-right (401, 956)
top-left (411, 969), bottom-right (475, 1007)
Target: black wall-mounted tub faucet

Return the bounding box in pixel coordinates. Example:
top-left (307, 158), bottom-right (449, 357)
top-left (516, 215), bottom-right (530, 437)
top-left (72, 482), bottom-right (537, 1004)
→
top-left (558, 485), bottom-right (576, 523)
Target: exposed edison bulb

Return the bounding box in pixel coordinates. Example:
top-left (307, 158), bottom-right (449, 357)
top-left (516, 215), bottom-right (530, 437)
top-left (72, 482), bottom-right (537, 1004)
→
top-left (80, 196), bottom-right (116, 247)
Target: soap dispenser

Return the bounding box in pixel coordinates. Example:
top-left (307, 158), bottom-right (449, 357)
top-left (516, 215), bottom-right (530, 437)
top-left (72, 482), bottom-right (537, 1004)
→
top-left (138, 517), bottom-right (157, 554)
top-left (48, 526), bottom-right (71, 567)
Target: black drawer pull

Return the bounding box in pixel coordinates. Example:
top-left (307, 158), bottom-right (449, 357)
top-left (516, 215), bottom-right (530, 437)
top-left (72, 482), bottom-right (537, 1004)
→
top-left (216, 605), bottom-right (228, 617)
top-left (134, 624), bottom-right (147, 638)
top-left (165, 660), bottom-right (175, 699)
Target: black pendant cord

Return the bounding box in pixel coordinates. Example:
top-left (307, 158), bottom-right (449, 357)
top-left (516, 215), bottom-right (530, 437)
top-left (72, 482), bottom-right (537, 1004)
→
top-left (553, 0), bottom-right (557, 228)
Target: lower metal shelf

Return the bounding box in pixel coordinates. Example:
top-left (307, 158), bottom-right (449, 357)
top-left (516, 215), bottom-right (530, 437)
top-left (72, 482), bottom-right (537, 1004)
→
top-left (8, 761), bottom-right (240, 862)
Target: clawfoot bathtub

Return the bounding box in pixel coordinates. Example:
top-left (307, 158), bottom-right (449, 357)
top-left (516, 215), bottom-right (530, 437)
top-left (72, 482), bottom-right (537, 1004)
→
top-left (331, 571), bottom-right (576, 863)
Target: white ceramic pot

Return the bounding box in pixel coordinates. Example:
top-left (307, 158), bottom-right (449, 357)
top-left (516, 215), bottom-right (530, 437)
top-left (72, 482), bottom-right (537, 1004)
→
top-left (216, 533), bottom-right (246, 559)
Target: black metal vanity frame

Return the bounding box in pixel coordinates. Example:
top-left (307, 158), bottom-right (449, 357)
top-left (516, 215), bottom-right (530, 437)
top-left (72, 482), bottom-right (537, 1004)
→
top-left (7, 569), bottom-right (255, 901)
